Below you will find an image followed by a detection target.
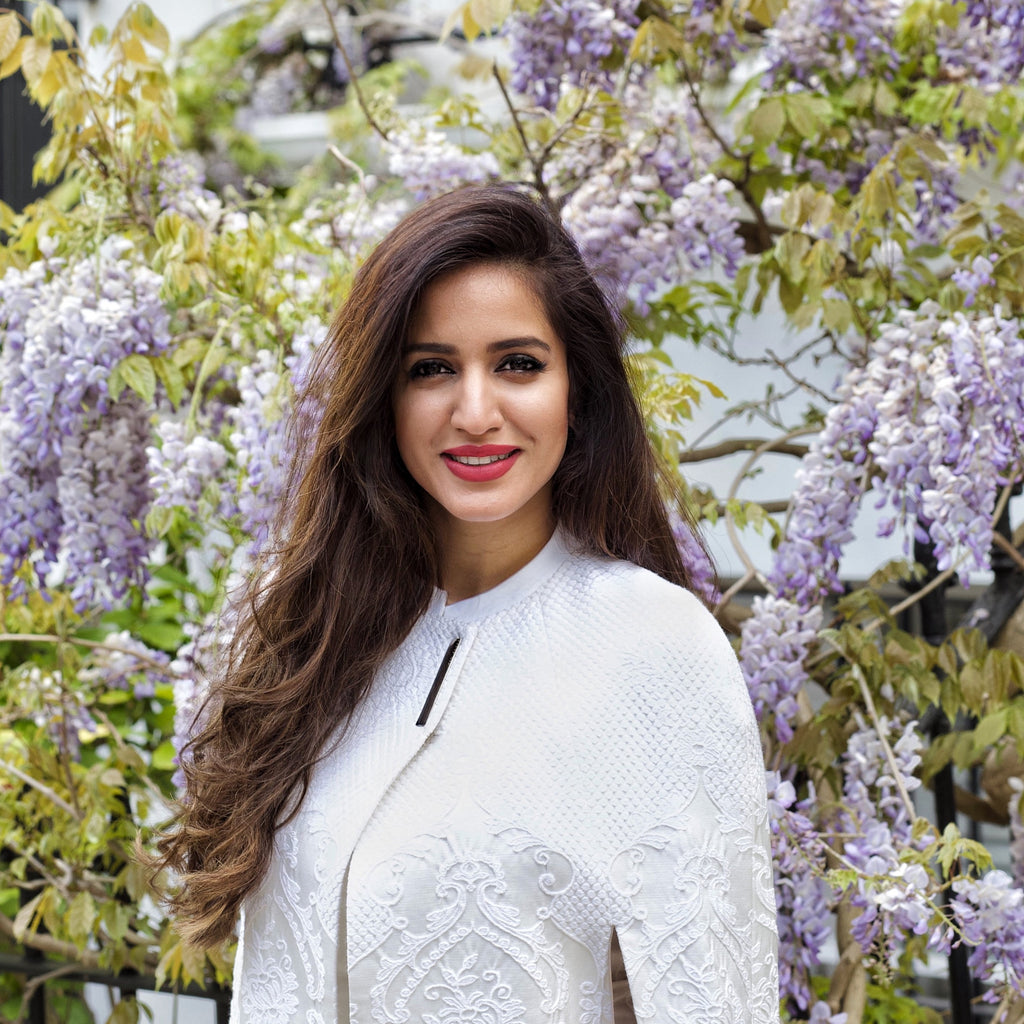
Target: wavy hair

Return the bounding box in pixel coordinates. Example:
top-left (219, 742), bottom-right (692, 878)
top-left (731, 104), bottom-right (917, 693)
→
top-left (152, 185), bottom-right (710, 947)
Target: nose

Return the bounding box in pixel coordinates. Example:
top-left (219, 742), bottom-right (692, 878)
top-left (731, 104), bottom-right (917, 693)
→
top-left (450, 369), bottom-right (502, 435)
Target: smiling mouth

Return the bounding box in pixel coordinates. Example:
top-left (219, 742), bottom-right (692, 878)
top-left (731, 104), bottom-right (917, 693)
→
top-left (446, 451), bottom-right (518, 466)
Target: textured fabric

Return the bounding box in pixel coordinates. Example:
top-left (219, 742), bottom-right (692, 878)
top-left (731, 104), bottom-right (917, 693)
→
top-left (230, 531), bottom-right (779, 1024)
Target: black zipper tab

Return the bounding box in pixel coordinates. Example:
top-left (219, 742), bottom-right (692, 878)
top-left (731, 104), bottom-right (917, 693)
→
top-left (416, 638), bottom-right (460, 726)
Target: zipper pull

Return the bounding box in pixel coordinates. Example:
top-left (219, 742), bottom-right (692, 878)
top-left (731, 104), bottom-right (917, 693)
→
top-left (416, 637), bottom-right (461, 726)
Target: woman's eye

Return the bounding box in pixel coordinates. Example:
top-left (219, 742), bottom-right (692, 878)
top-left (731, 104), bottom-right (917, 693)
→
top-left (408, 359), bottom-right (453, 379)
top-left (500, 354), bottom-right (545, 374)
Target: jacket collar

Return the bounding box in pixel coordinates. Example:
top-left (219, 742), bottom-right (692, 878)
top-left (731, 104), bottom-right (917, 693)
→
top-left (430, 527), bottom-right (574, 625)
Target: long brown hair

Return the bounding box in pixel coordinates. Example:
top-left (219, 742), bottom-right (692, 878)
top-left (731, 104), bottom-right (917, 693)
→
top-left (153, 185), bottom-right (707, 947)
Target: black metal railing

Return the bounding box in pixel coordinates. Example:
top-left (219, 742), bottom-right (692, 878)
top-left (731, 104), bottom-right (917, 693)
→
top-left (0, 951), bottom-right (231, 1024)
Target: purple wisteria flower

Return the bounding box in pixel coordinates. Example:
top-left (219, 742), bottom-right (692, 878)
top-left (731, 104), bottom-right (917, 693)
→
top-left (78, 630), bottom-right (171, 700)
top-left (147, 420), bottom-right (232, 522)
top-left (230, 319), bottom-right (326, 557)
top-left (837, 717), bottom-right (933, 956)
top-left (763, 302), bottom-right (1024, 605)
top-left (763, 0), bottom-right (901, 87)
top-left (936, 1), bottom-right (1024, 86)
top-left (767, 773), bottom-right (833, 1011)
top-left (505, 0), bottom-right (639, 111)
top-left (385, 124), bottom-right (499, 202)
top-left (949, 870), bottom-right (1024, 998)
top-left (169, 592), bottom-right (242, 788)
top-left (0, 237), bottom-right (171, 611)
top-left (952, 255), bottom-right (996, 308)
top-left (670, 514), bottom-right (720, 605)
top-left (738, 596), bottom-right (822, 743)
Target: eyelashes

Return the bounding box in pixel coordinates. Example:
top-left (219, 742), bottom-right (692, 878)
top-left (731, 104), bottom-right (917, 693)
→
top-left (407, 355), bottom-right (547, 380)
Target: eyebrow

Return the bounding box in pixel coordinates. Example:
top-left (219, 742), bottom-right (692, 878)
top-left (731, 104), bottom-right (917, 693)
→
top-left (403, 337), bottom-right (552, 356)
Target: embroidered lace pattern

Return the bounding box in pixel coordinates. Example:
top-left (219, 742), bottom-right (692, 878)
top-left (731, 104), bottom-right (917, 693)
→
top-left (231, 535), bottom-right (779, 1024)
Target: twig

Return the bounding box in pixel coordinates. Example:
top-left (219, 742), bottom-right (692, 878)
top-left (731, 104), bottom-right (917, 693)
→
top-left (680, 437), bottom-right (810, 463)
top-left (318, 0), bottom-right (389, 141)
top-left (0, 633), bottom-right (176, 675)
top-left (0, 759), bottom-right (82, 821)
top-left (491, 63), bottom-right (546, 197)
top-left (715, 568), bottom-right (756, 615)
top-left (993, 531), bottom-right (1024, 574)
top-left (536, 85), bottom-right (599, 170)
top-left (328, 145), bottom-right (367, 187)
top-left (885, 565), bottom-right (958, 621)
top-left (831, 645), bottom-right (918, 822)
top-left (19, 963), bottom-right (80, 1016)
top-left (678, 61), bottom-right (773, 250)
top-left (716, 499), bottom-right (790, 515)
top-left (722, 428), bottom-right (818, 586)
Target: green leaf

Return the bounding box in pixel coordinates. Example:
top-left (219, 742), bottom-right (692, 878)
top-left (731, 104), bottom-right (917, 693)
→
top-left (468, 0), bottom-right (510, 34)
top-left (12, 891), bottom-right (43, 939)
top-left (151, 739), bottom-right (177, 771)
top-left (744, 0), bottom-right (786, 27)
top-left (98, 690), bottom-right (133, 706)
top-left (101, 900), bottom-right (131, 942)
top-left (153, 355), bottom-right (185, 407)
top-left (748, 97), bottom-right (785, 147)
top-left (971, 708), bottom-right (1008, 753)
top-left (783, 93), bottom-right (831, 139)
top-left (118, 354), bottom-right (157, 404)
top-left (67, 890), bottom-right (97, 946)
top-left (137, 619), bottom-right (185, 652)
top-left (0, 12), bottom-right (20, 63)
top-left (105, 997), bottom-right (140, 1024)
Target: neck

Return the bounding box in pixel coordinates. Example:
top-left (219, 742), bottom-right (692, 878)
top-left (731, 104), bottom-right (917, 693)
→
top-left (433, 506), bottom-right (556, 605)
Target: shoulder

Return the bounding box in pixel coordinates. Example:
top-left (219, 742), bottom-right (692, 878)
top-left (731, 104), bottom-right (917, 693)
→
top-left (540, 549), bottom-right (746, 703)
top-left (556, 550), bottom-right (733, 661)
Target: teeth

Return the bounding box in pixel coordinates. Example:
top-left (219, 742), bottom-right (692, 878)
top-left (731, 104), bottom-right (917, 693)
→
top-left (450, 452), bottom-right (515, 465)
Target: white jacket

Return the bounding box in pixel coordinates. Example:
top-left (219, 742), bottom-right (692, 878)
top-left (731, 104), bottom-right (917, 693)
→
top-left (231, 531), bottom-right (779, 1024)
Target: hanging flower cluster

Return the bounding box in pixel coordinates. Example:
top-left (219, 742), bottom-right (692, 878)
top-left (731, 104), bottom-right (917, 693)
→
top-left (0, 237), bottom-right (171, 611)
top-left (766, 302), bottom-right (1024, 607)
top-left (504, 0), bottom-right (640, 110)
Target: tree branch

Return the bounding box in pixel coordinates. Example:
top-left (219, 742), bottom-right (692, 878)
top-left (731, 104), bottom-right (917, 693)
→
top-left (0, 633), bottom-right (175, 675)
top-left (0, 760), bottom-right (81, 822)
top-left (680, 438), bottom-right (810, 463)
top-left (491, 62), bottom-right (559, 216)
top-left (318, 0), bottom-right (389, 141)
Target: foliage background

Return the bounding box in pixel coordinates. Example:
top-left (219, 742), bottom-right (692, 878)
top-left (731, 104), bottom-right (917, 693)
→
top-left (0, 0), bottom-right (1023, 1021)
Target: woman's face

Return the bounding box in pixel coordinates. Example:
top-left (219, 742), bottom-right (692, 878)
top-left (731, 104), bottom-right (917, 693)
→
top-left (393, 263), bottom-right (570, 538)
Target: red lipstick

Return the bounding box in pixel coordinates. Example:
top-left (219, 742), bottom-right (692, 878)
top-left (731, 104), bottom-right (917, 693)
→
top-left (442, 445), bottom-right (520, 482)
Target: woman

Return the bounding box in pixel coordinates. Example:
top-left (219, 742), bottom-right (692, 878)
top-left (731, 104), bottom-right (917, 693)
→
top-left (155, 185), bottom-right (778, 1024)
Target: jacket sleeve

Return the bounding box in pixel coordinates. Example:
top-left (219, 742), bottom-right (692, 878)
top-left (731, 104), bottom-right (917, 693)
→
top-left (609, 594), bottom-right (780, 1024)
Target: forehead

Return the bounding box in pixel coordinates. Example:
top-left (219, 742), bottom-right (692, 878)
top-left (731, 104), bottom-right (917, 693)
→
top-left (408, 264), bottom-right (555, 342)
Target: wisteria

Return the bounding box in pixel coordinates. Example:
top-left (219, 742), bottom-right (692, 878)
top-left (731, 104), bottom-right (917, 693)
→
top-left (738, 597), bottom-right (822, 743)
top-left (1, 0), bottom-right (1023, 1014)
top-left (0, 237), bottom-right (171, 610)
top-left (385, 123), bottom-right (500, 201)
top-left (230, 318), bottom-right (325, 556)
top-left (671, 514), bottom-right (720, 605)
top-left (936, 1), bottom-right (1024, 87)
top-left (837, 718), bottom-right (931, 956)
top-left (764, 301), bottom-right (1024, 605)
top-left (763, 0), bottom-right (901, 87)
top-left (296, 179), bottom-right (409, 263)
top-left (948, 870), bottom-right (1024, 997)
top-left (505, 0), bottom-right (639, 110)
top-left (77, 631), bottom-right (171, 700)
top-left (767, 774), bottom-right (832, 1012)
top-left (169, 590), bottom-right (243, 787)
top-left (147, 420), bottom-right (231, 523)
top-left (554, 85), bottom-right (741, 315)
